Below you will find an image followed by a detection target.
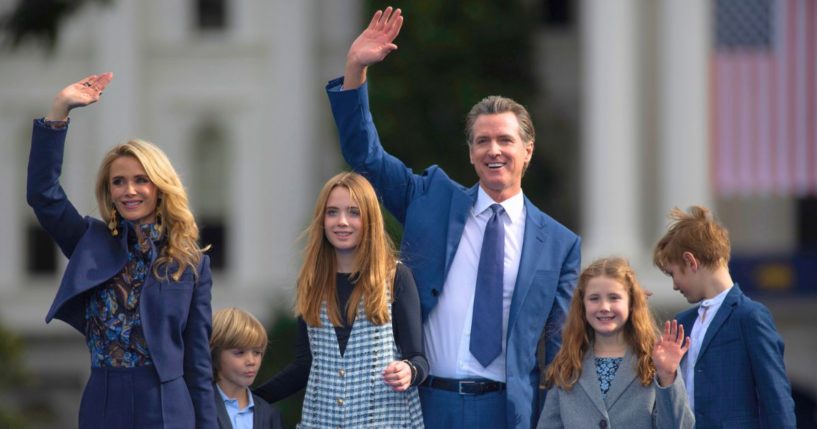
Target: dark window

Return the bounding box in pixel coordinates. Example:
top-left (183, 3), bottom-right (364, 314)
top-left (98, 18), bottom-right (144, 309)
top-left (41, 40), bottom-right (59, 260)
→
top-left (27, 223), bottom-right (57, 275)
top-left (541, 0), bottom-right (574, 27)
top-left (191, 119), bottom-right (229, 271)
top-left (196, 0), bottom-right (227, 30)
top-left (200, 219), bottom-right (226, 270)
top-left (798, 197), bottom-right (817, 252)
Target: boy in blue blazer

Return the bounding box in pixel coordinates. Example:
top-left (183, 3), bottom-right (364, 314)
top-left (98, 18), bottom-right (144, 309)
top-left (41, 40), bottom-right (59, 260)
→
top-left (653, 205), bottom-right (796, 428)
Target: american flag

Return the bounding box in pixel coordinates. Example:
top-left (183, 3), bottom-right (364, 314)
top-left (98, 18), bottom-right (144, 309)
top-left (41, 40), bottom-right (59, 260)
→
top-left (711, 0), bottom-right (817, 197)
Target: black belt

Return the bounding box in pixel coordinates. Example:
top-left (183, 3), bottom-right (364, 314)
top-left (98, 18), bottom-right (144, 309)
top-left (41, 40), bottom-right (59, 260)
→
top-left (421, 376), bottom-right (506, 395)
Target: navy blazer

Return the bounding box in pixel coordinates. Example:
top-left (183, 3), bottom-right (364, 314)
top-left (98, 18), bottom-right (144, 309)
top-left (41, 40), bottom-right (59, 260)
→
top-left (213, 384), bottom-right (283, 429)
top-left (27, 120), bottom-right (218, 428)
top-left (326, 79), bottom-right (581, 429)
top-left (677, 285), bottom-right (796, 428)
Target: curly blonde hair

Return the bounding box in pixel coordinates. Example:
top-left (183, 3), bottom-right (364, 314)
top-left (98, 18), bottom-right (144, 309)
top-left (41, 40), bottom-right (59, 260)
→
top-left (95, 139), bottom-right (204, 281)
top-left (544, 257), bottom-right (658, 390)
top-left (296, 172), bottom-right (396, 327)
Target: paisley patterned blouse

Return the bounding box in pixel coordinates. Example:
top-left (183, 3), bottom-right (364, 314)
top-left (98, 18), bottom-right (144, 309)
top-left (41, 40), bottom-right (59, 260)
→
top-left (85, 222), bottom-right (163, 368)
top-left (594, 356), bottom-right (624, 400)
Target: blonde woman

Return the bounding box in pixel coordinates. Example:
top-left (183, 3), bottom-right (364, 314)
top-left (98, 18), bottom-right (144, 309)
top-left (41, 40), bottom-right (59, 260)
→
top-left (254, 172), bottom-right (426, 428)
top-left (26, 73), bottom-right (216, 428)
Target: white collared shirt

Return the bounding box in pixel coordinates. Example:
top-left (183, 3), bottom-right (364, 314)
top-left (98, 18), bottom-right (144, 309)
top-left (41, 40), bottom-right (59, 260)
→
top-left (217, 384), bottom-right (255, 429)
top-left (424, 187), bottom-right (526, 382)
top-left (683, 285), bottom-right (732, 411)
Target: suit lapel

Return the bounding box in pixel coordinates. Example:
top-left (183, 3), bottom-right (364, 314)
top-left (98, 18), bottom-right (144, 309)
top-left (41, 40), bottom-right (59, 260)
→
top-left (507, 198), bottom-right (549, 334)
top-left (443, 185), bottom-right (477, 277)
top-left (578, 351), bottom-right (609, 417)
top-left (604, 350), bottom-right (637, 409)
top-left (697, 286), bottom-right (741, 362)
top-left (212, 384), bottom-right (233, 429)
top-left (252, 394), bottom-right (264, 428)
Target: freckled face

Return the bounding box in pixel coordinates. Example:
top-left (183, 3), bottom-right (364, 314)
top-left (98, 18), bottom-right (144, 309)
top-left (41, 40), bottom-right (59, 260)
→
top-left (584, 276), bottom-right (630, 338)
top-left (323, 186), bottom-right (362, 253)
top-left (109, 156), bottom-right (159, 225)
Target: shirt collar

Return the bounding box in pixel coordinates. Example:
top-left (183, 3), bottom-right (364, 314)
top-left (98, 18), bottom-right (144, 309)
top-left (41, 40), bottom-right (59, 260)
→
top-left (700, 284), bottom-right (732, 309)
top-left (216, 384), bottom-right (255, 410)
top-left (474, 186), bottom-right (525, 224)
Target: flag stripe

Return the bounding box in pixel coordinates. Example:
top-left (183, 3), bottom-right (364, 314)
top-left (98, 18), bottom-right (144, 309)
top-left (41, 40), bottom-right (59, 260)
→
top-left (712, 0), bottom-right (816, 197)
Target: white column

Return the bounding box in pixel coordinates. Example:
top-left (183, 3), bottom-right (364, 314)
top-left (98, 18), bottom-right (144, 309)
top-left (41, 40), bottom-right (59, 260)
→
top-left (94, 0), bottom-right (139, 147)
top-left (580, 0), bottom-right (643, 261)
top-left (231, 0), bottom-right (318, 291)
top-left (657, 0), bottom-right (712, 227)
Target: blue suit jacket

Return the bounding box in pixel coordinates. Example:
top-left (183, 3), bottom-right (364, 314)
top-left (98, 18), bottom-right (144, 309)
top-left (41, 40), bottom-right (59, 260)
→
top-left (326, 78), bottom-right (581, 428)
top-left (27, 120), bottom-right (218, 429)
top-left (677, 284), bottom-right (796, 428)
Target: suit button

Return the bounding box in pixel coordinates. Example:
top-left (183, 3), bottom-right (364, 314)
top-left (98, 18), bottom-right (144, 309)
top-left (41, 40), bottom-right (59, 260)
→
top-left (599, 419), bottom-right (607, 428)
top-left (338, 368), bottom-right (345, 377)
top-left (336, 398), bottom-right (344, 406)
top-left (431, 289), bottom-right (439, 297)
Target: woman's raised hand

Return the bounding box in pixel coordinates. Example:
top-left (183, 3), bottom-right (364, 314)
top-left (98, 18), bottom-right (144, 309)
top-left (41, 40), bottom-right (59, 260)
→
top-left (46, 72), bottom-right (114, 121)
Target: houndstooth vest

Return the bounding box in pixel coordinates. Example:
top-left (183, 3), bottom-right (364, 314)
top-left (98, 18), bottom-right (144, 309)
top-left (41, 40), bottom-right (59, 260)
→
top-left (298, 289), bottom-right (424, 429)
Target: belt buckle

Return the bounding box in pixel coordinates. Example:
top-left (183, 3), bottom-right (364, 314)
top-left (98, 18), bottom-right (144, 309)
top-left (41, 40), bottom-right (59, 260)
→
top-left (458, 380), bottom-right (479, 395)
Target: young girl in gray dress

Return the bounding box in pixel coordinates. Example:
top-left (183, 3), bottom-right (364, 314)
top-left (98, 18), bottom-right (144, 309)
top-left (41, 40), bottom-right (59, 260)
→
top-left (538, 257), bottom-right (695, 429)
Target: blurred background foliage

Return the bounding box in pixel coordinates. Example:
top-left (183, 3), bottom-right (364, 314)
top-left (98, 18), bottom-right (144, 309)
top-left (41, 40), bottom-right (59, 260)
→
top-left (361, 0), bottom-right (578, 229)
top-left (0, 325), bottom-right (28, 429)
top-left (0, 0), bottom-right (111, 50)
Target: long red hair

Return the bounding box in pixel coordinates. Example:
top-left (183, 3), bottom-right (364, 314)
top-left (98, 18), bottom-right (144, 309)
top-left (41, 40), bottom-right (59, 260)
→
top-left (544, 257), bottom-right (657, 390)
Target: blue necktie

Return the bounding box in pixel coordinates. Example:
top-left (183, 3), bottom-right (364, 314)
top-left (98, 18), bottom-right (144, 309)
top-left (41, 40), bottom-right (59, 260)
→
top-left (470, 203), bottom-right (505, 367)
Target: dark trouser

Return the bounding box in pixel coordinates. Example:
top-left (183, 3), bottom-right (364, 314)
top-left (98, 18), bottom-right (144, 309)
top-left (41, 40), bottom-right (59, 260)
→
top-left (79, 365), bottom-right (164, 429)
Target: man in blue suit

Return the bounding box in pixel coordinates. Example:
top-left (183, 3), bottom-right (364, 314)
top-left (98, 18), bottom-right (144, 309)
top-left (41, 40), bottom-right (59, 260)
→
top-left (325, 8), bottom-right (580, 428)
top-left (653, 205), bottom-right (796, 428)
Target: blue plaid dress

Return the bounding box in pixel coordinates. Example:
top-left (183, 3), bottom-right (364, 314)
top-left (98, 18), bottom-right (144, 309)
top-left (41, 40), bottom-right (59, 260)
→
top-left (299, 292), bottom-right (424, 428)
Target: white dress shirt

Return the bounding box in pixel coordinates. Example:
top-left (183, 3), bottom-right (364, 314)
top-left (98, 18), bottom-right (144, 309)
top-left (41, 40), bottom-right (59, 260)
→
top-left (683, 285), bottom-right (732, 411)
top-left (424, 187), bottom-right (526, 382)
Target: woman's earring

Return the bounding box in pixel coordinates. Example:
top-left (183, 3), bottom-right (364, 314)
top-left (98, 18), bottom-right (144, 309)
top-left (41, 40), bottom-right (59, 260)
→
top-left (155, 210), bottom-right (163, 235)
top-left (108, 207), bottom-right (119, 236)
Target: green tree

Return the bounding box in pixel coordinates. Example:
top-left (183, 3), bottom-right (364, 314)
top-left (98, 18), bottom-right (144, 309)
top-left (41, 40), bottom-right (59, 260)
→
top-left (0, 0), bottom-right (111, 50)
top-left (256, 311), bottom-right (304, 428)
top-left (0, 325), bottom-right (28, 429)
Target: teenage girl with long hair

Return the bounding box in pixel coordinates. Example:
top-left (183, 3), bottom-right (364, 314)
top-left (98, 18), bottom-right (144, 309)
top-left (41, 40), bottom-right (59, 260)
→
top-left (27, 73), bottom-right (216, 428)
top-left (537, 257), bottom-right (695, 429)
top-left (255, 172), bottom-right (426, 428)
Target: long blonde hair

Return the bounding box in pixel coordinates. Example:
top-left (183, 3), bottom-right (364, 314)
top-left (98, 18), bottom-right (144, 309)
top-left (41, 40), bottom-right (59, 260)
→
top-left (544, 257), bottom-right (657, 390)
top-left (296, 172), bottom-right (396, 327)
top-left (95, 139), bottom-right (204, 281)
